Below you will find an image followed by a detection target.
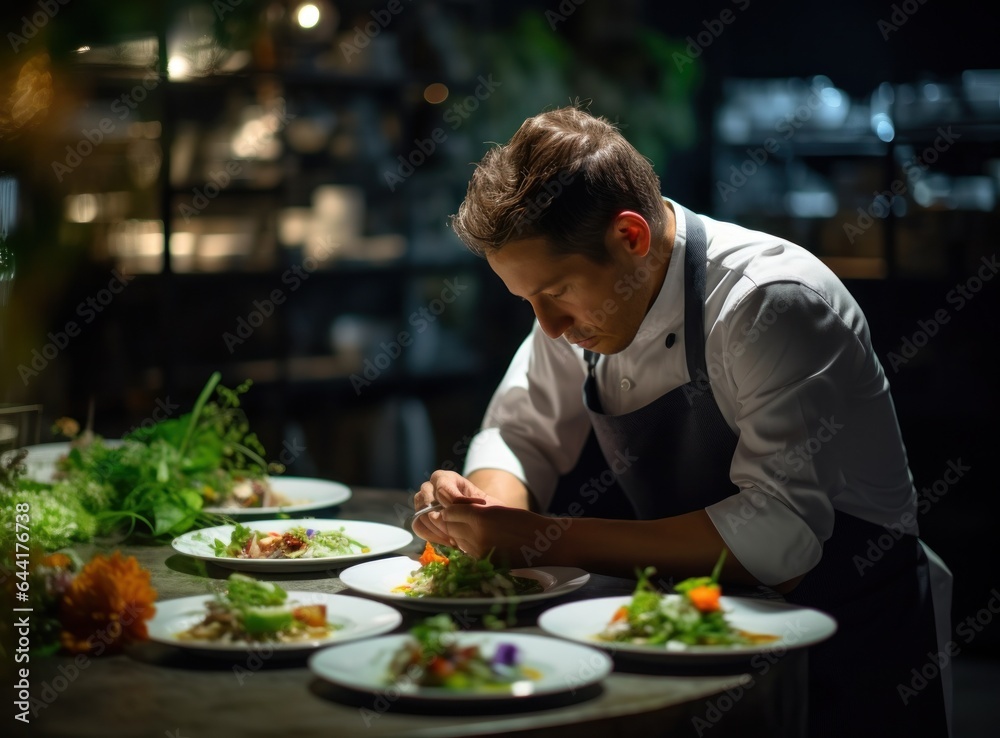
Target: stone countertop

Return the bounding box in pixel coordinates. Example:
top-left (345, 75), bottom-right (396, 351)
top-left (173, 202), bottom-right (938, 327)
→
top-left (24, 487), bottom-right (807, 738)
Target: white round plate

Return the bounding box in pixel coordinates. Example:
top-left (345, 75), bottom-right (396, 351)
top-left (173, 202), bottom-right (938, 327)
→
top-left (171, 519), bottom-right (413, 573)
top-left (202, 476), bottom-right (352, 517)
top-left (537, 595), bottom-right (837, 664)
top-left (147, 592), bottom-right (402, 659)
top-left (5, 441), bottom-right (122, 481)
top-left (309, 631), bottom-right (612, 700)
top-left (5, 445), bottom-right (352, 518)
top-left (338, 556), bottom-right (590, 612)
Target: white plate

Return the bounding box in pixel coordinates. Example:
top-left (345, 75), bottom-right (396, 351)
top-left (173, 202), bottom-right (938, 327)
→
top-left (309, 631), bottom-right (612, 700)
top-left (171, 519), bottom-right (414, 573)
top-left (5, 444), bottom-right (352, 518)
top-left (338, 556), bottom-right (590, 612)
top-left (5, 441), bottom-right (122, 481)
top-left (147, 592), bottom-right (402, 659)
top-left (537, 595), bottom-right (838, 664)
top-left (202, 476), bottom-right (352, 517)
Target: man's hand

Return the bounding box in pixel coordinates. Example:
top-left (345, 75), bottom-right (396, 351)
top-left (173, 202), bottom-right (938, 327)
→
top-left (412, 470), bottom-right (498, 546)
top-left (412, 470), bottom-right (546, 564)
top-left (438, 503), bottom-right (550, 565)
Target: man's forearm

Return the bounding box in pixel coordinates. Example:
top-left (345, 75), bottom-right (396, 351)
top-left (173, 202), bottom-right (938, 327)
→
top-left (466, 468), bottom-right (537, 511)
top-left (545, 509), bottom-right (761, 585)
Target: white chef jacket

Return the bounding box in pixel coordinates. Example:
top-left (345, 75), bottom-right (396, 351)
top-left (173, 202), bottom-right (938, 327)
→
top-left (464, 199), bottom-right (921, 586)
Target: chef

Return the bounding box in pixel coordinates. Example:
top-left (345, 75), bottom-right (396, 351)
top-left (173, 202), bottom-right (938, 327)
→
top-left (413, 106), bottom-right (951, 737)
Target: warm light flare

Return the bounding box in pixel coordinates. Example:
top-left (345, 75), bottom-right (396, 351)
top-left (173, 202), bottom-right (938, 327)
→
top-left (296, 3), bottom-right (321, 29)
top-left (423, 83), bottom-right (449, 104)
top-left (2, 53), bottom-right (53, 135)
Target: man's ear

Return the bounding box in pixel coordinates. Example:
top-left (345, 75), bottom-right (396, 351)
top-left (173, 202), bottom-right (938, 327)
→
top-left (610, 211), bottom-right (651, 257)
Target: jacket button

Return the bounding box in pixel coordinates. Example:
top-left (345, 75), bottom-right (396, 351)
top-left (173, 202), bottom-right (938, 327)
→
top-left (620, 377), bottom-right (633, 391)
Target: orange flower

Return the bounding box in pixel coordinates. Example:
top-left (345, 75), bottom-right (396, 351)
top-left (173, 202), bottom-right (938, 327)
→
top-left (40, 553), bottom-right (73, 569)
top-left (58, 552), bottom-right (157, 655)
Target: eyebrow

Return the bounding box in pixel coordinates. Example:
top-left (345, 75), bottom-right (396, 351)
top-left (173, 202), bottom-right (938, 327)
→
top-left (526, 277), bottom-right (564, 298)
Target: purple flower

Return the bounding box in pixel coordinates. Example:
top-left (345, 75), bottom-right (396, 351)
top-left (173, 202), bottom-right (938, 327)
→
top-left (306, 528), bottom-right (316, 538)
top-left (492, 643), bottom-right (519, 667)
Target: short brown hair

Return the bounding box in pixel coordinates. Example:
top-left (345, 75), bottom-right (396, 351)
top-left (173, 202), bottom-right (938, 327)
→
top-left (450, 106), bottom-right (664, 263)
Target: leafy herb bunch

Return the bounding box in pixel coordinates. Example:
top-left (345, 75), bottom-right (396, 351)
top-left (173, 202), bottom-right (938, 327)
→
top-left (0, 372), bottom-right (277, 553)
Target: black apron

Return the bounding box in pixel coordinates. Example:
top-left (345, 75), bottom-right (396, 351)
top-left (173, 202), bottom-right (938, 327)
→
top-left (573, 206), bottom-right (948, 737)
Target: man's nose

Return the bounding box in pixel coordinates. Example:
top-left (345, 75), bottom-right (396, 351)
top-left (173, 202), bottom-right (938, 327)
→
top-left (532, 299), bottom-right (572, 339)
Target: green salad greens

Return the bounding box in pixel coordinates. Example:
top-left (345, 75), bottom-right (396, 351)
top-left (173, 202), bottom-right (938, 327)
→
top-left (399, 542), bottom-right (544, 598)
top-left (177, 573), bottom-right (336, 643)
top-left (387, 613), bottom-right (535, 690)
top-left (598, 552), bottom-right (777, 647)
top-left (212, 523), bottom-right (370, 559)
top-left (0, 372), bottom-right (278, 552)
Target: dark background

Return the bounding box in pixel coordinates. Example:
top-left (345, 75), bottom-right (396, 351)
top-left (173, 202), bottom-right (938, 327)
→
top-left (1, 1), bottom-right (998, 726)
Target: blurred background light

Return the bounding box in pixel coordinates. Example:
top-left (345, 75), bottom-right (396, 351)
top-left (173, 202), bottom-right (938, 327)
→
top-left (423, 83), bottom-right (449, 104)
top-left (296, 3), bottom-right (321, 29)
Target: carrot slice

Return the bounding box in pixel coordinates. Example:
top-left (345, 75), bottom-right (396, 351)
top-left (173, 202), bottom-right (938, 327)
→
top-left (419, 541), bottom-right (449, 567)
top-left (687, 584), bottom-right (722, 613)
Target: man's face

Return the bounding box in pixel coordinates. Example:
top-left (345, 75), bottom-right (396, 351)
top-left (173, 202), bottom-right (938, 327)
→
top-left (486, 236), bottom-right (654, 355)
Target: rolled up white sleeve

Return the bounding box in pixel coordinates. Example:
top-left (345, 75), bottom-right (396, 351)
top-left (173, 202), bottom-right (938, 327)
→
top-left (705, 281), bottom-right (871, 585)
top-left (463, 322), bottom-right (592, 509)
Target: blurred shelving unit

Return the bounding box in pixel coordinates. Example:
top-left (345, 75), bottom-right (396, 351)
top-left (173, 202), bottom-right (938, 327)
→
top-left (6, 0), bottom-right (504, 490)
top-left (711, 73), bottom-right (1000, 281)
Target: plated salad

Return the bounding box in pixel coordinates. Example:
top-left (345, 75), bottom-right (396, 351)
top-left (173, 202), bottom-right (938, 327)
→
top-left (387, 614), bottom-right (539, 690)
top-left (213, 523), bottom-right (370, 559)
top-left (598, 552), bottom-right (778, 647)
top-left (203, 476), bottom-right (292, 510)
top-left (177, 573), bottom-right (337, 644)
top-left (395, 543), bottom-right (544, 599)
